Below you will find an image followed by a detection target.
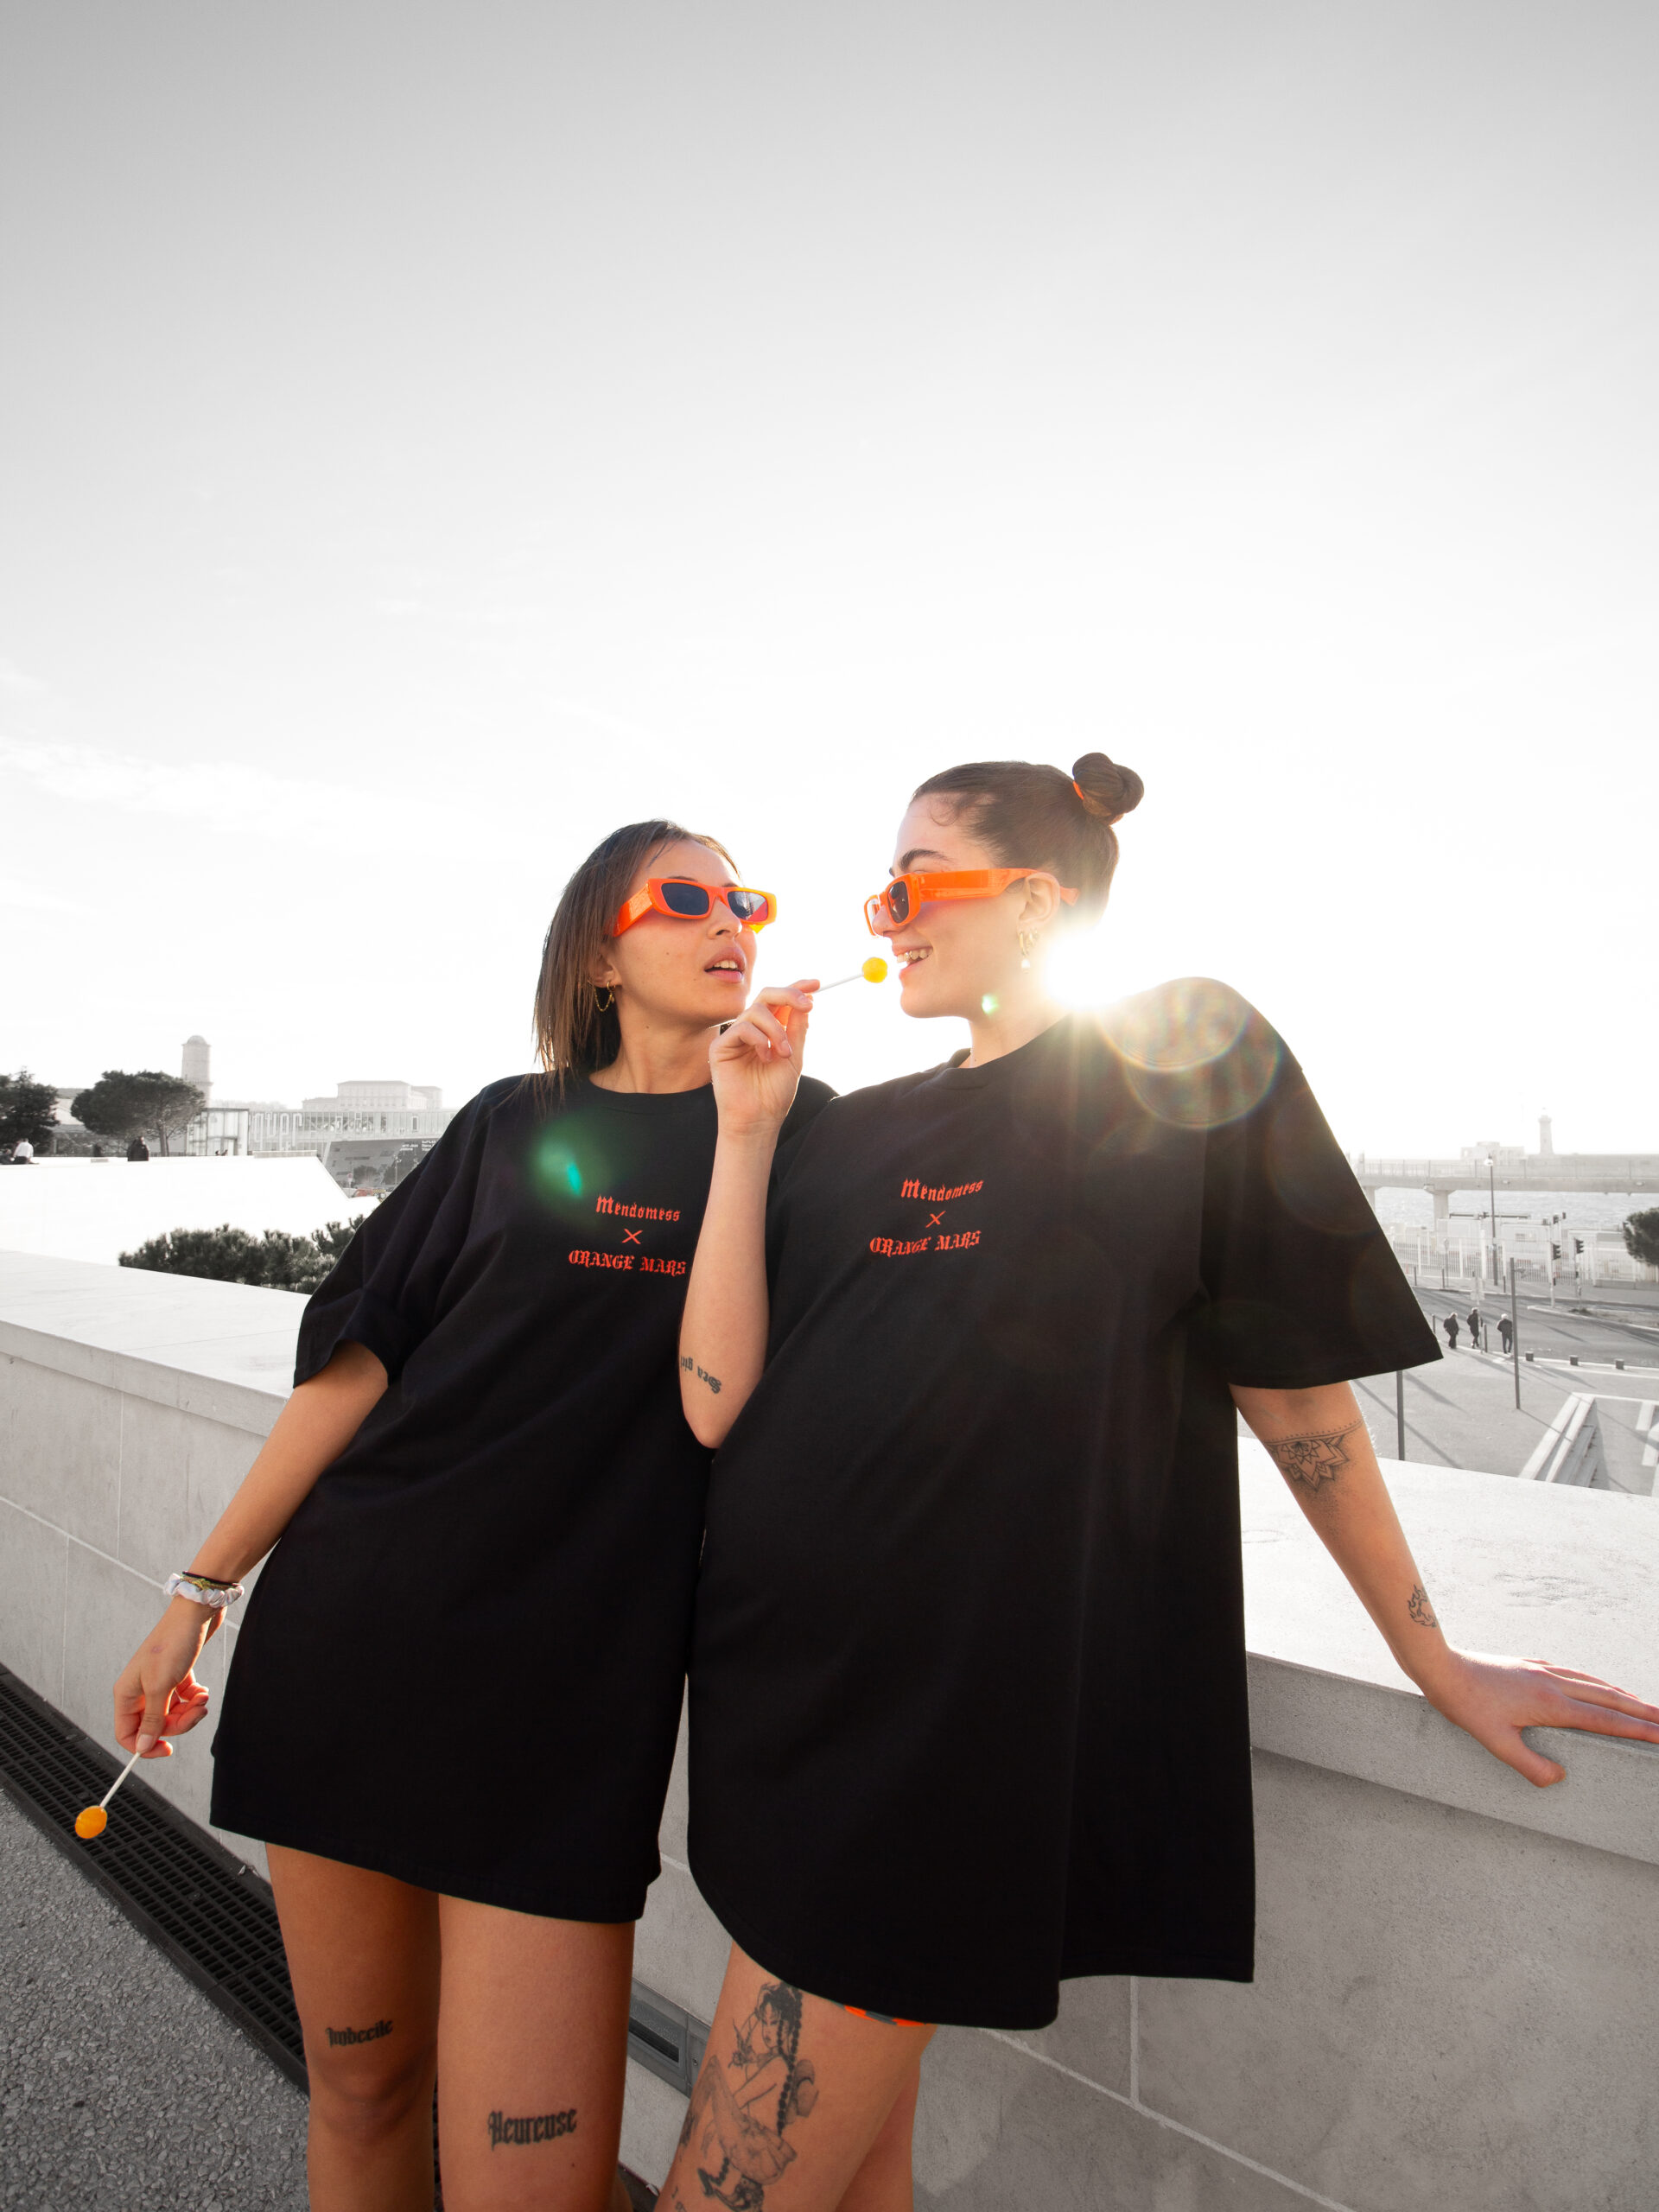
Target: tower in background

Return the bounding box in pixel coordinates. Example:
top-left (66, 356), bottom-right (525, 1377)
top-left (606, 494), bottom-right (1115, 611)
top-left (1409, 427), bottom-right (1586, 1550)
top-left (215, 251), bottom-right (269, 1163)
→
top-left (1538, 1113), bottom-right (1554, 1157)
top-left (181, 1034), bottom-right (212, 1106)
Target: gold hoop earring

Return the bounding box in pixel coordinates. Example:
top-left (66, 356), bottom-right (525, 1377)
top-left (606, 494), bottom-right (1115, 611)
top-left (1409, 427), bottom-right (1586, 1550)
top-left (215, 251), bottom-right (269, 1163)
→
top-left (594, 984), bottom-right (614, 1011)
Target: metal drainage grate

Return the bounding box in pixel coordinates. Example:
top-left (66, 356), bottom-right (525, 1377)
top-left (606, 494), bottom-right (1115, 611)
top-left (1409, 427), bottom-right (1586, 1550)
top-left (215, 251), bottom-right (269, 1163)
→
top-left (0, 1659), bottom-right (305, 2088)
top-left (628, 1979), bottom-right (710, 2096)
top-left (0, 1661), bottom-right (668, 2205)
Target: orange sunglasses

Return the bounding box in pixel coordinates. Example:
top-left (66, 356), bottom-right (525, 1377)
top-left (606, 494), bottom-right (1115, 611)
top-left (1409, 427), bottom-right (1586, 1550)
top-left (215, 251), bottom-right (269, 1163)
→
top-left (613, 877), bottom-right (778, 937)
top-left (864, 868), bottom-right (1077, 936)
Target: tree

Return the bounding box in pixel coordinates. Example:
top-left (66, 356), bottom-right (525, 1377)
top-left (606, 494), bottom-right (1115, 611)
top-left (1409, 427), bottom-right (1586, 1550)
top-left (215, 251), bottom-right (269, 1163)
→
top-left (73, 1071), bottom-right (204, 1154)
top-left (1623, 1208), bottom-right (1659, 1269)
top-left (119, 1219), bottom-right (361, 1294)
top-left (0, 1070), bottom-right (58, 1150)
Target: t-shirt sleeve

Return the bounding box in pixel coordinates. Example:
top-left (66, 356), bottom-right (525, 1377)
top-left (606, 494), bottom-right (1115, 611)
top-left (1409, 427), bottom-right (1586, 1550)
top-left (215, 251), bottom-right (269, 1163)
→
top-left (292, 1087), bottom-right (496, 1388)
top-left (762, 1077), bottom-right (838, 1280)
top-left (1192, 1000), bottom-right (1442, 1389)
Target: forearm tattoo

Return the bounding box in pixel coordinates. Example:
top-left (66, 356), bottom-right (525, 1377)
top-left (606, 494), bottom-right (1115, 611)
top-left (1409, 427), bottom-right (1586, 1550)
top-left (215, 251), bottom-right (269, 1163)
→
top-left (1407, 1583), bottom-right (1440, 1630)
top-left (1264, 1419), bottom-right (1363, 1498)
top-left (680, 1353), bottom-right (722, 1395)
top-left (676, 1977), bottom-right (818, 2208)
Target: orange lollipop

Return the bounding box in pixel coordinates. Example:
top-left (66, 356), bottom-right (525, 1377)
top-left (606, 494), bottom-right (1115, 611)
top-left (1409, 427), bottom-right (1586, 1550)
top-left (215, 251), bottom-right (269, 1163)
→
top-left (74, 1744), bottom-right (142, 1841)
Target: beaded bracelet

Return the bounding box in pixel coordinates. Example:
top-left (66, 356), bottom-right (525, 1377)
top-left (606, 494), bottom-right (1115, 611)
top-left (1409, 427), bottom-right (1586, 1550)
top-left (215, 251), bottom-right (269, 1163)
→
top-left (164, 1571), bottom-right (245, 1609)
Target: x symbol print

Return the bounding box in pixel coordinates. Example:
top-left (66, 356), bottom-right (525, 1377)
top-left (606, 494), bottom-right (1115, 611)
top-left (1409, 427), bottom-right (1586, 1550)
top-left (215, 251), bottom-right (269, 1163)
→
top-left (622, 1229), bottom-right (643, 1245)
top-left (926, 1211), bottom-right (944, 1229)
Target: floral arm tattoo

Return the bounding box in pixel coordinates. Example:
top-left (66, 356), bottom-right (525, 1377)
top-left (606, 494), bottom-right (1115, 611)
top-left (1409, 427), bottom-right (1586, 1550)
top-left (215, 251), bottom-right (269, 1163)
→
top-left (1262, 1418), bottom-right (1364, 1499)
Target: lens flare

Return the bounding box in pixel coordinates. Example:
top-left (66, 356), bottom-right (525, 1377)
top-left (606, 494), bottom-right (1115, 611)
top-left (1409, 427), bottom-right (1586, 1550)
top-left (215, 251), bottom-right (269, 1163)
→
top-left (532, 1135), bottom-right (591, 1205)
top-left (1099, 979), bottom-right (1280, 1129)
top-left (1046, 928), bottom-right (1116, 1009)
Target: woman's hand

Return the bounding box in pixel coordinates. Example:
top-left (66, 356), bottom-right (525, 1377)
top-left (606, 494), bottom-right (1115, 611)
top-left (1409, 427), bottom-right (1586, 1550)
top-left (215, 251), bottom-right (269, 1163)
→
top-left (709, 981), bottom-right (817, 1138)
top-left (114, 1598), bottom-right (221, 1758)
top-left (1417, 1649), bottom-right (1659, 1787)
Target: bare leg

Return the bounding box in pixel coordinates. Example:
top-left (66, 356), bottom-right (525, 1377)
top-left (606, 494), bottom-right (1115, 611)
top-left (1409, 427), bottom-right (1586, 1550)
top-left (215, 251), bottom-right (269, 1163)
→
top-left (658, 1943), bottom-right (933, 2212)
top-left (435, 1897), bottom-right (636, 2212)
top-left (267, 1845), bottom-right (442, 2212)
top-left (835, 2065), bottom-right (920, 2212)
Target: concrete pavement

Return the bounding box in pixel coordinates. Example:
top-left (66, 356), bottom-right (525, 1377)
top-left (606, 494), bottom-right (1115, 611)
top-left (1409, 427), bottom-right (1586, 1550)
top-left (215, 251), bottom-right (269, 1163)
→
top-left (0, 1791), bottom-right (308, 2209)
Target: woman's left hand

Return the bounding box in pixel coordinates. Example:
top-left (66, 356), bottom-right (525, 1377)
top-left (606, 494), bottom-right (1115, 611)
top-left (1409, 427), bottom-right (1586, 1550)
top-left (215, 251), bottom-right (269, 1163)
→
top-left (1417, 1649), bottom-right (1659, 1787)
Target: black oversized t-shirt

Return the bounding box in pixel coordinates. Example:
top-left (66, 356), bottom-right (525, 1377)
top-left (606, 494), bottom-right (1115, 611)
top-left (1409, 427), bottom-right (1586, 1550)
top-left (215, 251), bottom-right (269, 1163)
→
top-left (687, 984), bottom-right (1440, 2026)
top-left (212, 1069), bottom-right (832, 1918)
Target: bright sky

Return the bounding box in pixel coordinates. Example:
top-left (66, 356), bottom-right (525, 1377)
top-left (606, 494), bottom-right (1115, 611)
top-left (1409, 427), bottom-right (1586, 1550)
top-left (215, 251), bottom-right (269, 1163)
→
top-left (3, 3), bottom-right (1655, 1153)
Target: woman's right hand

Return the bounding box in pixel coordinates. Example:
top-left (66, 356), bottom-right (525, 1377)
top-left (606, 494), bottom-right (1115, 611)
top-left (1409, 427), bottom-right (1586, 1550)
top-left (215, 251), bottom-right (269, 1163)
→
top-left (114, 1598), bottom-right (220, 1758)
top-left (709, 981), bottom-right (817, 1138)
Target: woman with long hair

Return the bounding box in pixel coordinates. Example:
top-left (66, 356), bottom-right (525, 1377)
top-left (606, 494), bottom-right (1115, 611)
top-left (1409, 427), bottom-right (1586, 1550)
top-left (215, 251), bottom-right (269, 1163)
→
top-left (112, 819), bottom-right (830, 2212)
top-left (658, 755), bottom-right (1659, 2212)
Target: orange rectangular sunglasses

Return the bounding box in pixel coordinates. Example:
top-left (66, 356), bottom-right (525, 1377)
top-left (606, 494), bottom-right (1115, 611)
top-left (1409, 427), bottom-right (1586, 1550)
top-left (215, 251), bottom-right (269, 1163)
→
top-left (864, 868), bottom-right (1077, 935)
top-left (613, 878), bottom-right (778, 936)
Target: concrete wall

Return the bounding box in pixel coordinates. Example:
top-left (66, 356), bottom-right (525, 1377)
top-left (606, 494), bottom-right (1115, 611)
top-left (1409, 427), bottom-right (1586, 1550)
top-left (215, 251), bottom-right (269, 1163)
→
top-left (0, 1251), bottom-right (306, 1871)
top-left (3, 1250), bottom-right (1656, 2210)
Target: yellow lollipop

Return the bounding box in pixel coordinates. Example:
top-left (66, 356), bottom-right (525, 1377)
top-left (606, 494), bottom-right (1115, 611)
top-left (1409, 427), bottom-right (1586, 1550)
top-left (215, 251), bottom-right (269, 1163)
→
top-left (817, 958), bottom-right (889, 993)
top-left (75, 1744), bottom-right (143, 1840)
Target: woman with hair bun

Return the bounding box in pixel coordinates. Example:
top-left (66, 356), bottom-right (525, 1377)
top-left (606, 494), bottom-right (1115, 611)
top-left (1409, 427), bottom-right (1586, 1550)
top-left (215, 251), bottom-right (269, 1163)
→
top-left (111, 819), bottom-right (831, 2212)
top-left (659, 756), bottom-right (1659, 2212)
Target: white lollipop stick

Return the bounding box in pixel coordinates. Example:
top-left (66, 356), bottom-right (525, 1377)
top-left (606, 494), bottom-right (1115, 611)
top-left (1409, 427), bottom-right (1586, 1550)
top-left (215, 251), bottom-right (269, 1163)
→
top-left (814, 959), bottom-right (890, 992)
top-left (99, 1746), bottom-right (143, 1809)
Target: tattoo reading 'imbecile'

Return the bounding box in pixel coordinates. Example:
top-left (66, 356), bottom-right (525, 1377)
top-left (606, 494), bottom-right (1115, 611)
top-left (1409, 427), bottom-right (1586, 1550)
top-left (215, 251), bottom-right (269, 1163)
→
top-left (680, 1353), bottom-right (722, 1395)
top-left (325, 2018), bottom-right (391, 2046)
top-left (1408, 1583), bottom-right (1440, 1630)
top-left (1265, 1420), bottom-right (1363, 1497)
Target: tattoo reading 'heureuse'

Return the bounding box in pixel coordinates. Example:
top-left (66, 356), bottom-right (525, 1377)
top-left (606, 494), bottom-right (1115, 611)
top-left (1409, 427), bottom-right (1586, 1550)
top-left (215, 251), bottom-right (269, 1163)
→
top-left (486, 2107), bottom-right (577, 2149)
top-left (680, 1353), bottom-right (722, 1395)
top-left (1408, 1583), bottom-right (1440, 1630)
top-left (1264, 1421), bottom-right (1363, 1497)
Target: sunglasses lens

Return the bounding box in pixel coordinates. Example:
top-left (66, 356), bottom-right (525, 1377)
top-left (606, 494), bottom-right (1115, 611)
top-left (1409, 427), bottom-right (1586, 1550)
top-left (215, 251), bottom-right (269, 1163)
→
top-left (727, 890), bottom-right (767, 923)
top-left (887, 880), bottom-right (910, 924)
top-left (660, 881), bottom-right (713, 917)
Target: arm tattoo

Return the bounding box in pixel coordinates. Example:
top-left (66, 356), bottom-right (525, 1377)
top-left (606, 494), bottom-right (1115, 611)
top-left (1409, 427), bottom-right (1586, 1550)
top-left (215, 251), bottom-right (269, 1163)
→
top-left (1407, 1583), bottom-right (1440, 1630)
top-left (1264, 1419), bottom-right (1363, 1497)
top-left (676, 1977), bottom-right (817, 2207)
top-left (680, 1353), bottom-right (722, 1395)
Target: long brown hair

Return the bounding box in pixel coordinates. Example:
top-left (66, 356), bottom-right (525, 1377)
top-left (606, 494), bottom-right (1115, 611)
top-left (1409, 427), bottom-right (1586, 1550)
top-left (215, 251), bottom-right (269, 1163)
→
top-left (910, 750), bottom-right (1144, 921)
top-left (531, 819), bottom-right (737, 1090)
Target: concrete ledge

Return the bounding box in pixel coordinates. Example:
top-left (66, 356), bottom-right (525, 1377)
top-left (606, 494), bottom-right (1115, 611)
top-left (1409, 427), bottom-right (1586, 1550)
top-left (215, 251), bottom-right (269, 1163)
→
top-left (1247, 1655), bottom-right (1659, 1867)
top-left (6, 1249), bottom-right (1658, 2209)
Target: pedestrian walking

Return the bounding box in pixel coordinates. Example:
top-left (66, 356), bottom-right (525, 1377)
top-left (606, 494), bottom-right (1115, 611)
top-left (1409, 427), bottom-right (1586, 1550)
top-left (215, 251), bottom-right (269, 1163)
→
top-left (1499, 1315), bottom-right (1514, 1354)
top-left (125, 1135), bottom-right (149, 1160)
top-left (1467, 1305), bottom-right (1482, 1350)
top-left (1442, 1313), bottom-right (1459, 1350)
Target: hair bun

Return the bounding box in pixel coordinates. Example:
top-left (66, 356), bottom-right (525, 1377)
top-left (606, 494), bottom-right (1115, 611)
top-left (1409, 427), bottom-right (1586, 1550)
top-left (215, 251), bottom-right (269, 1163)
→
top-left (1071, 752), bottom-right (1144, 826)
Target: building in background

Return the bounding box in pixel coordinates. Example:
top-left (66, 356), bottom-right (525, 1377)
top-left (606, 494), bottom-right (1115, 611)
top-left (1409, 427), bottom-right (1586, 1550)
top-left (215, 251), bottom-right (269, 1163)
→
top-left (232, 1079), bottom-right (453, 1192)
top-left (299, 1080), bottom-right (443, 1116)
top-left (181, 1034), bottom-right (212, 1105)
